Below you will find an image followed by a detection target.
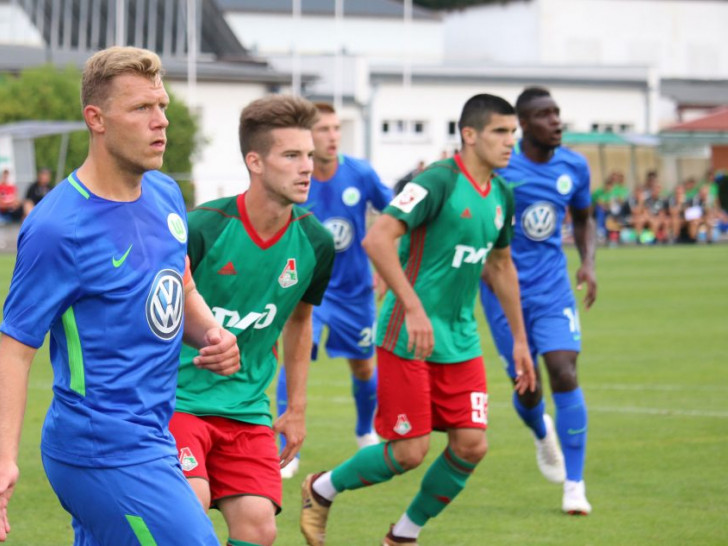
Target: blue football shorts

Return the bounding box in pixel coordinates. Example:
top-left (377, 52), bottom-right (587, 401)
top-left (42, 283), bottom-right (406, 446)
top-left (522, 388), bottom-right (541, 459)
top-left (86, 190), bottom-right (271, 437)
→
top-left (312, 291), bottom-right (376, 360)
top-left (479, 278), bottom-right (582, 379)
top-left (42, 453), bottom-right (218, 546)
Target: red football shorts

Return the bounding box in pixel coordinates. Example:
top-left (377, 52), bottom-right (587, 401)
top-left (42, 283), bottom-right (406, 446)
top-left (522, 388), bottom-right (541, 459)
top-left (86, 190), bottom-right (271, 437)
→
top-left (169, 412), bottom-right (282, 512)
top-left (374, 347), bottom-right (489, 440)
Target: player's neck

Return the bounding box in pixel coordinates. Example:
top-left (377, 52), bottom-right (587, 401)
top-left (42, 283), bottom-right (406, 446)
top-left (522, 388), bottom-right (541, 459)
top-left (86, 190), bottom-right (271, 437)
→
top-left (313, 156), bottom-right (338, 181)
top-left (244, 185), bottom-right (293, 240)
top-left (76, 155), bottom-right (143, 201)
top-left (521, 137), bottom-right (555, 164)
top-left (458, 151), bottom-right (493, 189)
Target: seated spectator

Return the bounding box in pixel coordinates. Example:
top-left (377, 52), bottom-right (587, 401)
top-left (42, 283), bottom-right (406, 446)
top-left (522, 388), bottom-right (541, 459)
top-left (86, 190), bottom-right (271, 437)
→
top-left (24, 167), bottom-right (54, 217)
top-left (668, 183), bottom-right (689, 243)
top-left (683, 184), bottom-right (716, 243)
top-left (644, 182), bottom-right (670, 242)
top-left (0, 169), bottom-right (24, 224)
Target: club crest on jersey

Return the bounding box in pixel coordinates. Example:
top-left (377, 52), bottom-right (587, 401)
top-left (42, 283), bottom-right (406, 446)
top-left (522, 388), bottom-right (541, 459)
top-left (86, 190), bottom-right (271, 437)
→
top-left (145, 269), bottom-right (184, 340)
top-left (342, 186), bottom-right (361, 206)
top-left (494, 205), bottom-right (504, 230)
top-left (179, 447), bottom-right (198, 471)
top-left (390, 182), bottom-right (428, 213)
top-left (394, 414), bottom-right (412, 435)
top-left (522, 202), bottom-right (557, 241)
top-left (323, 217), bottom-right (354, 252)
top-left (556, 174), bottom-right (573, 195)
top-left (167, 213), bottom-right (187, 243)
top-left (279, 258), bottom-right (298, 288)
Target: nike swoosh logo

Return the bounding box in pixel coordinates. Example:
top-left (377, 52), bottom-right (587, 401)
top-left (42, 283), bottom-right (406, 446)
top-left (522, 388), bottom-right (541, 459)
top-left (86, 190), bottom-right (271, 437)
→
top-left (112, 244), bottom-right (133, 268)
top-left (567, 427), bottom-right (587, 435)
top-left (507, 179), bottom-right (529, 189)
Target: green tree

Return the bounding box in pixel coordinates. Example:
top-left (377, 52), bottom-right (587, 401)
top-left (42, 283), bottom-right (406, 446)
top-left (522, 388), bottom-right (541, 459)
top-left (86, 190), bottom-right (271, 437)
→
top-left (0, 64), bottom-right (199, 206)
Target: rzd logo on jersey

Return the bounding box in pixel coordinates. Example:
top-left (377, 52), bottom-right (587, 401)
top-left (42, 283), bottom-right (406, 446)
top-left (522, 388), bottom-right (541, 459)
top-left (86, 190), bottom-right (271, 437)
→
top-left (522, 202), bottom-right (557, 241)
top-left (146, 269), bottom-right (184, 340)
top-left (451, 243), bottom-right (493, 268)
top-left (323, 217), bottom-right (354, 252)
top-left (212, 304), bottom-right (277, 331)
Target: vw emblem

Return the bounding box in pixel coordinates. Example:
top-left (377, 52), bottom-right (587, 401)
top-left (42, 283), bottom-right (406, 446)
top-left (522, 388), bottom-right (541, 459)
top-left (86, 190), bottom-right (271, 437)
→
top-left (521, 202), bottom-right (557, 241)
top-left (146, 269), bottom-right (184, 340)
top-left (323, 217), bottom-right (354, 252)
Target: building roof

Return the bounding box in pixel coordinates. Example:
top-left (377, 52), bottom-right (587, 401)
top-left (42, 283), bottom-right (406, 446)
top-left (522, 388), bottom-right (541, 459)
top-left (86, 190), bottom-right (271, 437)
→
top-left (663, 107), bottom-right (728, 132)
top-left (661, 79), bottom-right (728, 109)
top-left (215, 0), bottom-right (440, 20)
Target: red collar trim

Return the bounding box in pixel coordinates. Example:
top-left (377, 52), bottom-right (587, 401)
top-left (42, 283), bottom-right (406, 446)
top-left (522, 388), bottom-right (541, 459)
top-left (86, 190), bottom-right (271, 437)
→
top-left (454, 153), bottom-right (492, 197)
top-left (237, 192), bottom-right (292, 249)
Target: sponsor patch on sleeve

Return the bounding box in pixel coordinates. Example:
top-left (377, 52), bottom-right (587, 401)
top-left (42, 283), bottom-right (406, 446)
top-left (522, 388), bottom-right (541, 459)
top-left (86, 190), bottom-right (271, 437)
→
top-left (390, 183), bottom-right (428, 214)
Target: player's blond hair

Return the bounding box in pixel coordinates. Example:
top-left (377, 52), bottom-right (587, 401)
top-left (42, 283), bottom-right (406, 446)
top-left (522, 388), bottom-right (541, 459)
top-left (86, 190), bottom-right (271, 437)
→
top-left (239, 95), bottom-right (319, 157)
top-left (81, 46), bottom-right (164, 107)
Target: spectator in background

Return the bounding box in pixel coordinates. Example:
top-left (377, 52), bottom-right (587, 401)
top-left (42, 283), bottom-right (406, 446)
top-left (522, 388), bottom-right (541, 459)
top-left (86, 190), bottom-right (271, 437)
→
top-left (23, 168), bottom-right (54, 218)
top-left (0, 169), bottom-right (24, 224)
top-left (394, 159), bottom-right (426, 195)
top-left (684, 184), bottom-right (715, 243)
top-left (644, 183), bottom-right (670, 243)
top-left (668, 183), bottom-right (688, 243)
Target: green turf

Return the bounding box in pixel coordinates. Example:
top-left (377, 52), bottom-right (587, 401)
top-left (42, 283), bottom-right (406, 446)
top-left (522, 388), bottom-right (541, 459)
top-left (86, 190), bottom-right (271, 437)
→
top-left (2, 244), bottom-right (727, 545)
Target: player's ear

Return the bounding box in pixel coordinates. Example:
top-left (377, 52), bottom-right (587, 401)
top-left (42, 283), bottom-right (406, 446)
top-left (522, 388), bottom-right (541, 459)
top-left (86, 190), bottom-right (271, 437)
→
top-left (245, 151), bottom-right (263, 175)
top-left (461, 126), bottom-right (476, 146)
top-left (83, 105), bottom-right (104, 134)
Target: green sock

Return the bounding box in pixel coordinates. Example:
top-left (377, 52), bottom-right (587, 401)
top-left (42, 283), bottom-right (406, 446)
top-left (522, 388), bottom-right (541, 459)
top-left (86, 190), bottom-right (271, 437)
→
top-left (227, 539), bottom-right (260, 546)
top-left (331, 441), bottom-right (405, 492)
top-left (405, 446), bottom-right (477, 526)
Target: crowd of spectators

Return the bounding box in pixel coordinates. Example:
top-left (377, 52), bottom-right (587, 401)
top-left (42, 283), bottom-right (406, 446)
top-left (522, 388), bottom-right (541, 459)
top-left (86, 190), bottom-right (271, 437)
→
top-left (0, 167), bottom-right (55, 225)
top-left (592, 168), bottom-right (728, 245)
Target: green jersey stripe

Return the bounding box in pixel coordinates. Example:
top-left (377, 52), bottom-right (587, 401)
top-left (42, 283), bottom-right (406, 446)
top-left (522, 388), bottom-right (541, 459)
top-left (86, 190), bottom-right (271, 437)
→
top-left (124, 515), bottom-right (158, 545)
top-left (61, 306), bottom-right (85, 396)
top-left (68, 175), bottom-right (90, 199)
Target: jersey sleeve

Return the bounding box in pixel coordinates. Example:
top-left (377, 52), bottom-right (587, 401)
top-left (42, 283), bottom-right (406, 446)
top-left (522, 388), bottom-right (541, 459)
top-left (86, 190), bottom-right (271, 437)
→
top-left (364, 165), bottom-right (394, 212)
top-left (570, 157), bottom-right (592, 210)
top-left (302, 225), bottom-right (335, 306)
top-left (494, 179), bottom-right (515, 249)
top-left (382, 169), bottom-right (450, 231)
top-left (0, 219), bottom-right (81, 348)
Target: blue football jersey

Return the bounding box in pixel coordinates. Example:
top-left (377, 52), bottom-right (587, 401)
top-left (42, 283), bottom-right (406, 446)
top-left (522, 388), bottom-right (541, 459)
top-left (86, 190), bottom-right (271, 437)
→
top-left (498, 143), bottom-right (591, 296)
top-left (1, 170), bottom-right (189, 467)
top-left (305, 155), bottom-right (392, 299)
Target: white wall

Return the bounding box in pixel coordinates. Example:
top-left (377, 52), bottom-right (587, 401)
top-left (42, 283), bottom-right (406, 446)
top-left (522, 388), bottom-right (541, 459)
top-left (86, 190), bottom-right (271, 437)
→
top-left (225, 13), bottom-right (443, 64)
top-left (0, 4), bottom-right (44, 46)
top-left (168, 80), bottom-right (269, 205)
top-left (369, 80), bottom-right (648, 185)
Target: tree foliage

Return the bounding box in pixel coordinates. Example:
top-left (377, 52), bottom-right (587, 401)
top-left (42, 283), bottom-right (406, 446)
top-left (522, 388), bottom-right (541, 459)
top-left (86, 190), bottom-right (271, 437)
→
top-left (413, 0), bottom-right (521, 10)
top-left (0, 65), bottom-right (199, 206)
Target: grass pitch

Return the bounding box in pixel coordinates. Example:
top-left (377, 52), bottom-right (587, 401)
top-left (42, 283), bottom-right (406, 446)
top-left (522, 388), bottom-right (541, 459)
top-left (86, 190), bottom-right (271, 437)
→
top-left (1, 244), bottom-right (727, 545)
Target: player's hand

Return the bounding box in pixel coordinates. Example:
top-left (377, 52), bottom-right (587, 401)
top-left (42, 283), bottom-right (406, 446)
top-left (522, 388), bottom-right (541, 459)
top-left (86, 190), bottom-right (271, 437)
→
top-left (404, 303), bottom-right (434, 360)
top-left (0, 462), bottom-right (19, 542)
top-left (575, 264), bottom-right (597, 310)
top-left (273, 409), bottom-right (306, 468)
top-left (512, 340), bottom-right (536, 394)
top-left (193, 327), bottom-right (240, 376)
top-left (373, 271), bottom-right (388, 301)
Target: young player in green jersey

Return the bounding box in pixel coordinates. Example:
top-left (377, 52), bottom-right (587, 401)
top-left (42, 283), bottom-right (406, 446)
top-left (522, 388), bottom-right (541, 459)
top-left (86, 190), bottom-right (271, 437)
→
top-left (170, 95), bottom-right (335, 546)
top-left (300, 94), bottom-right (536, 545)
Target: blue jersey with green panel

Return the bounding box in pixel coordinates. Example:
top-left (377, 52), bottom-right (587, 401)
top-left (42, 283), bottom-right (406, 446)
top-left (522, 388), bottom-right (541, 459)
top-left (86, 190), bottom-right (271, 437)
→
top-left (497, 143), bottom-right (591, 296)
top-left (0, 170), bottom-right (189, 467)
top-left (305, 154), bottom-right (392, 300)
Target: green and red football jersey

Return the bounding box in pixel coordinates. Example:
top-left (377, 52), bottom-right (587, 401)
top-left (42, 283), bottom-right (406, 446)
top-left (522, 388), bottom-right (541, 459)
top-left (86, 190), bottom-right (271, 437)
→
top-left (176, 193), bottom-right (334, 426)
top-left (376, 155), bottom-right (514, 363)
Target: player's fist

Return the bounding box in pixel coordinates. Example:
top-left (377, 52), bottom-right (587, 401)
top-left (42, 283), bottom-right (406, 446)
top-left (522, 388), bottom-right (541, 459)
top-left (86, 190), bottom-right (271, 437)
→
top-left (193, 327), bottom-right (240, 376)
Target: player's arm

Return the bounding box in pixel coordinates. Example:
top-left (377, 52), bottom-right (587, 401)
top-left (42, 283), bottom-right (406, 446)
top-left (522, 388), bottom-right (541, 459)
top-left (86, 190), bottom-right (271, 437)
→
top-left (0, 335), bottom-right (37, 542)
top-left (484, 247), bottom-right (536, 394)
top-left (274, 301), bottom-right (314, 468)
top-left (182, 258), bottom-right (240, 376)
top-left (570, 206), bottom-right (597, 309)
top-left (362, 214), bottom-right (433, 360)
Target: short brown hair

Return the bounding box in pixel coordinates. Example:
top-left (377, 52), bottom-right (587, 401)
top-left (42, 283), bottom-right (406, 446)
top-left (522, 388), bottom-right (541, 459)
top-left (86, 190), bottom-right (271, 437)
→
top-left (81, 46), bottom-right (164, 107)
top-left (313, 102), bottom-right (336, 115)
top-left (239, 95), bottom-right (319, 157)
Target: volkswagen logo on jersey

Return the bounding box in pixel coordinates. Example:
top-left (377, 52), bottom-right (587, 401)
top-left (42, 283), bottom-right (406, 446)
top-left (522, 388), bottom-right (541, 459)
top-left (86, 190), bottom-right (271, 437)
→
top-left (556, 174), bottom-right (573, 195)
top-left (522, 202), bottom-right (557, 241)
top-left (146, 269), bottom-right (184, 340)
top-left (342, 186), bottom-right (361, 206)
top-left (323, 217), bottom-right (354, 252)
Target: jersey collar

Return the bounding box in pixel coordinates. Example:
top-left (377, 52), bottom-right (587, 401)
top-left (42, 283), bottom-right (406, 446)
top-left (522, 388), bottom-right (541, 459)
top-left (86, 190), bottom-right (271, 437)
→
top-left (454, 153), bottom-right (492, 198)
